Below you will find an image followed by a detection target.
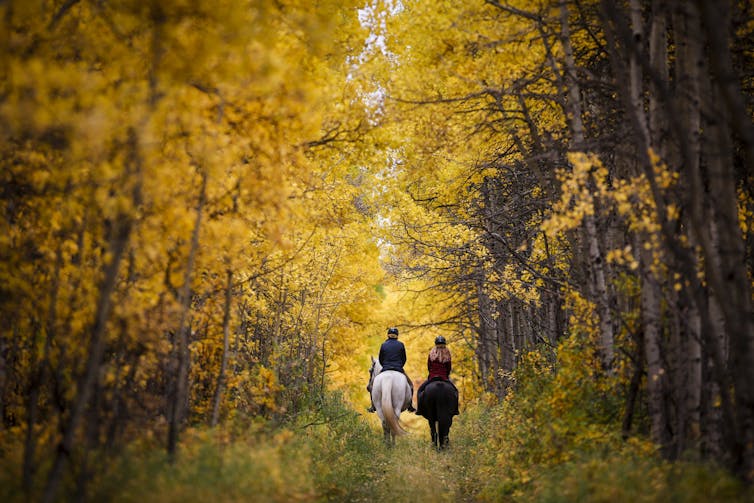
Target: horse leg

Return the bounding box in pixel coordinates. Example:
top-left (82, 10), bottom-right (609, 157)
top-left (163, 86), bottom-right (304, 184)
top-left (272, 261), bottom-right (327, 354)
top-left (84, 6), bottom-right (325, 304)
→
top-left (427, 418), bottom-right (437, 446)
top-left (438, 415), bottom-right (452, 450)
top-left (383, 421), bottom-right (392, 445)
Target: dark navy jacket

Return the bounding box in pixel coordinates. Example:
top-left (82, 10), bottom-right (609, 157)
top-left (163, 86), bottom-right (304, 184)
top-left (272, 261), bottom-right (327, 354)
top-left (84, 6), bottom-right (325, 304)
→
top-left (378, 338), bottom-right (407, 372)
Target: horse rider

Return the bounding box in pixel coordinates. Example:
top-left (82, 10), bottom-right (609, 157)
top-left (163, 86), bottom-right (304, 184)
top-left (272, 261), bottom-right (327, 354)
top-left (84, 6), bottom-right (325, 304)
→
top-left (414, 335), bottom-right (459, 416)
top-left (367, 327), bottom-right (416, 413)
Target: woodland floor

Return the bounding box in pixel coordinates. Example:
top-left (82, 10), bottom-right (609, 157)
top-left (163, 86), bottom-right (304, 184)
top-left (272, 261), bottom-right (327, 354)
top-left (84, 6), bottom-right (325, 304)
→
top-left (7, 393), bottom-right (751, 502)
top-left (355, 410), bottom-right (476, 503)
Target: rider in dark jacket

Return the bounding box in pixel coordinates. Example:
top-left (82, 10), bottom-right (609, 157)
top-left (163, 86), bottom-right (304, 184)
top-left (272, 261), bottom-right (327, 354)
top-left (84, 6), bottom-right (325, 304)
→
top-left (379, 335), bottom-right (406, 371)
top-left (367, 327), bottom-right (415, 412)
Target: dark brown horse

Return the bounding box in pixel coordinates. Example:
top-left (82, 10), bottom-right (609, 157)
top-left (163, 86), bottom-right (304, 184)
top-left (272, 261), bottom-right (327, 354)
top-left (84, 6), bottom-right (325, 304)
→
top-left (416, 379), bottom-right (458, 449)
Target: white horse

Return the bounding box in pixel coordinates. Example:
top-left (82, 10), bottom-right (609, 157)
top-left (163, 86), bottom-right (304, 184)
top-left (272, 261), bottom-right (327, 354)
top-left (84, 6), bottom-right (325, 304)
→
top-left (367, 356), bottom-right (413, 444)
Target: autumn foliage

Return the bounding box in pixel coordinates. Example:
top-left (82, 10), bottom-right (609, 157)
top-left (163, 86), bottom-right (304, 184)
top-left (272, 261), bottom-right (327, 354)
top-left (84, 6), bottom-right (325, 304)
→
top-left (372, 0), bottom-right (754, 488)
top-left (2, 0), bottom-right (754, 501)
top-left (1, 0), bottom-right (387, 500)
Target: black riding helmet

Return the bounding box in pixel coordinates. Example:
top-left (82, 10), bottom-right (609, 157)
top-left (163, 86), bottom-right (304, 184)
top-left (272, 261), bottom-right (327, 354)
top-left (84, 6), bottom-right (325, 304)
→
top-left (435, 335), bottom-right (447, 345)
top-left (387, 327), bottom-right (399, 336)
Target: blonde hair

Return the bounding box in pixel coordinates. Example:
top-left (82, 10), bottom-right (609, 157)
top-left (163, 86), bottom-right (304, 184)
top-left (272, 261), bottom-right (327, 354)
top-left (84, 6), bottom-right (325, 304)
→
top-left (429, 346), bottom-right (451, 363)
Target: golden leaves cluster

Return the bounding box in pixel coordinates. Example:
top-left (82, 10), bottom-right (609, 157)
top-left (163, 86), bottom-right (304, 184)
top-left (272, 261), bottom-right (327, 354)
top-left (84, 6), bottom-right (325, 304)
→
top-left (542, 151), bottom-right (679, 278)
top-left (0, 0), bottom-right (387, 436)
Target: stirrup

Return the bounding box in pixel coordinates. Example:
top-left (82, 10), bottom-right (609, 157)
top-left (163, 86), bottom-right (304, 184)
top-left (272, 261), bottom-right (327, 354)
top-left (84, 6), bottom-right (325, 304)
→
top-left (366, 405), bottom-right (376, 413)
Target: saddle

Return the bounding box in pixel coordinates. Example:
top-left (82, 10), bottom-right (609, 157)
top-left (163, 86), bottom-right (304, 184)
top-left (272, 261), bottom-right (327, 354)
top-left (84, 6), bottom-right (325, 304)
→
top-left (418, 377), bottom-right (456, 399)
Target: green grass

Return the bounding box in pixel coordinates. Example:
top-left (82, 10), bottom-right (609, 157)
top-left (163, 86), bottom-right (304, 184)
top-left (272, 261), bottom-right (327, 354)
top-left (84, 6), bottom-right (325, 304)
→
top-left (2, 393), bottom-right (753, 502)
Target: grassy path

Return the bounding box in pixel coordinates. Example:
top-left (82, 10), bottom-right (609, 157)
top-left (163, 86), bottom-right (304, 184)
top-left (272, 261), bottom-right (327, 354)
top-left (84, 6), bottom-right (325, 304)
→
top-left (353, 410), bottom-right (477, 503)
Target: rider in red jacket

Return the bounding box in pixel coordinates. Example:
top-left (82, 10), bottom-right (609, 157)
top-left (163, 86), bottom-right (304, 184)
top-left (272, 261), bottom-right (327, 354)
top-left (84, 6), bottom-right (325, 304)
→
top-left (427, 345), bottom-right (452, 380)
top-left (415, 335), bottom-right (459, 415)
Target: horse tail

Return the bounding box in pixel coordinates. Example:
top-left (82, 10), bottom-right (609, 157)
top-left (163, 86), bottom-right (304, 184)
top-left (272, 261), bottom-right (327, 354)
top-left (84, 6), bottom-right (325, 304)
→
top-left (381, 376), bottom-right (407, 436)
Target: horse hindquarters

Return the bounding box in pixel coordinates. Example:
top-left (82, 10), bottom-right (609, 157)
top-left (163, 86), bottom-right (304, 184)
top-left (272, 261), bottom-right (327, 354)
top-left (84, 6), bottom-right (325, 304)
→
top-left (430, 398), bottom-right (451, 449)
top-left (377, 374), bottom-right (406, 441)
top-left (429, 382), bottom-right (456, 449)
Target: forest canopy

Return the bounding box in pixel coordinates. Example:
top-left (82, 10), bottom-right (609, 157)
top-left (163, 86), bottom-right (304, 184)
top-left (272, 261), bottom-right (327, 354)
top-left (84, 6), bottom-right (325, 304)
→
top-left (1, 0), bottom-right (754, 501)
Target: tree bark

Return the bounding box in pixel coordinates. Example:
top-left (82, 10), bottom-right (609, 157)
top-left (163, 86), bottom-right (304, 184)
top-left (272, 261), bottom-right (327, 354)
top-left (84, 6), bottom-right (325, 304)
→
top-left (705, 76), bottom-right (754, 479)
top-left (693, 0), bottom-right (754, 181)
top-left (559, 0), bottom-right (614, 368)
top-left (476, 276), bottom-right (494, 391)
top-left (167, 171), bottom-right (207, 460)
top-left (210, 270), bottom-right (233, 427)
top-left (672, 0), bottom-right (705, 456)
top-left (622, 324), bottom-right (645, 439)
top-left (629, 0), bottom-right (675, 455)
top-left (641, 244), bottom-right (669, 450)
top-left (42, 130), bottom-right (141, 503)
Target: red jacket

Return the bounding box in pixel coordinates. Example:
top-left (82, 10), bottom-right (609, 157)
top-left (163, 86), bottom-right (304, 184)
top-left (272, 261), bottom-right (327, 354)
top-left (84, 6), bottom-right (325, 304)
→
top-left (427, 356), bottom-right (451, 380)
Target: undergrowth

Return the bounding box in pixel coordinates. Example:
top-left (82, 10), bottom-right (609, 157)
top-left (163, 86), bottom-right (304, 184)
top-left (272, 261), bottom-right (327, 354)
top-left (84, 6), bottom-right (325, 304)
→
top-left (1, 385), bottom-right (752, 502)
top-left (447, 341), bottom-right (753, 503)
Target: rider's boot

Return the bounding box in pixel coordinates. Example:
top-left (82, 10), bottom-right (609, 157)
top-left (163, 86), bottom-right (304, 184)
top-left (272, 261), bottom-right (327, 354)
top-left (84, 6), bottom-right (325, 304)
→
top-left (407, 380), bottom-right (416, 412)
